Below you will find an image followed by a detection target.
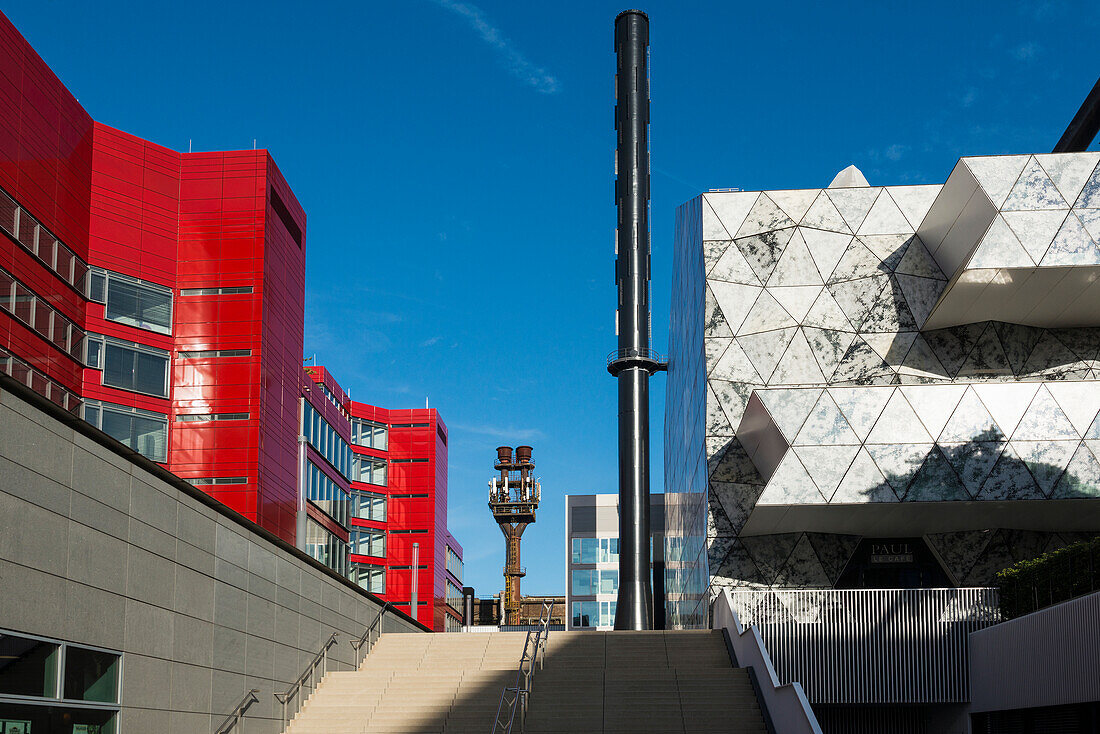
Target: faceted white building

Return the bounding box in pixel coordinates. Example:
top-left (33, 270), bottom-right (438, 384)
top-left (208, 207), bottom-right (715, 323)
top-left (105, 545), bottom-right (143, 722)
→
top-left (664, 153), bottom-right (1100, 731)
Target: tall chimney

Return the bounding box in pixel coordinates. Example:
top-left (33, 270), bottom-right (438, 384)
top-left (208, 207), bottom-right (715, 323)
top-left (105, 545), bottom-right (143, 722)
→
top-left (609, 9), bottom-right (664, 630)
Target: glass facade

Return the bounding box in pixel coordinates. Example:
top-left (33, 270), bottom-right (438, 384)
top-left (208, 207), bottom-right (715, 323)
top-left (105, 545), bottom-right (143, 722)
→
top-left (351, 528), bottom-right (386, 558)
top-left (305, 460), bottom-right (350, 527)
top-left (305, 518), bottom-right (348, 576)
top-left (353, 490), bottom-right (386, 522)
top-left (352, 454), bottom-right (387, 485)
top-left (82, 400), bottom-right (168, 462)
top-left (0, 186), bottom-right (89, 293)
top-left (303, 402), bottom-right (351, 479)
top-left (85, 334), bottom-right (170, 397)
top-left (353, 565), bottom-right (385, 594)
top-left (0, 266), bottom-right (85, 362)
top-left (446, 546), bottom-right (463, 584)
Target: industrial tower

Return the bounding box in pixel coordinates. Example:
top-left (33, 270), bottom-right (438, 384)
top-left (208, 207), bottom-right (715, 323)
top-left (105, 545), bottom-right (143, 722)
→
top-left (487, 446), bottom-right (541, 626)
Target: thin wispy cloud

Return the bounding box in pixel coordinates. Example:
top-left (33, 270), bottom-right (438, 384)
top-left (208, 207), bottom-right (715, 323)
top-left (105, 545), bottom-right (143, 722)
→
top-left (420, 336), bottom-right (442, 347)
top-left (430, 0), bottom-right (560, 94)
top-left (1012, 42), bottom-right (1039, 61)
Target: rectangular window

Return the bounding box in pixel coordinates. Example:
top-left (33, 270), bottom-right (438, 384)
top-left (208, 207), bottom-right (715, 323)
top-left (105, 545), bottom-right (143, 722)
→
top-left (270, 187), bottom-right (302, 247)
top-left (93, 336), bottom-right (170, 397)
top-left (177, 348), bottom-right (251, 359)
top-left (353, 491), bottom-right (386, 522)
top-left (599, 601), bottom-right (617, 628)
top-left (446, 546), bottom-right (463, 584)
top-left (305, 518), bottom-right (348, 576)
top-left (572, 537), bottom-right (598, 564)
top-left (391, 458), bottom-right (428, 464)
top-left (177, 413), bottom-right (249, 422)
top-left (353, 455), bottom-right (387, 485)
top-left (64, 646), bottom-right (120, 703)
top-left (392, 422), bottom-right (429, 428)
top-left (303, 402), bottom-right (351, 480)
top-left (83, 400), bottom-right (168, 463)
top-left (0, 186), bottom-right (90, 293)
top-left (350, 417), bottom-right (387, 450)
top-left (306, 460), bottom-right (350, 528)
top-left (351, 528), bottom-right (386, 558)
top-left (95, 268), bottom-right (172, 334)
top-left (572, 601), bottom-right (598, 628)
top-left (354, 566), bottom-right (385, 594)
top-left (0, 266), bottom-right (85, 363)
top-left (0, 629), bottom-right (121, 706)
top-left (0, 632), bottom-right (60, 698)
top-left (599, 537), bottom-right (620, 564)
top-left (571, 569), bottom-right (597, 596)
top-left (187, 477), bottom-right (247, 486)
top-left (391, 493), bottom-right (429, 499)
top-left (599, 569), bottom-right (619, 594)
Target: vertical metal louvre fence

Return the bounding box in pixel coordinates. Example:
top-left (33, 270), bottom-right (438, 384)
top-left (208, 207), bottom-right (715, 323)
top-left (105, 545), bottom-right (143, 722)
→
top-left (724, 588), bottom-right (999, 704)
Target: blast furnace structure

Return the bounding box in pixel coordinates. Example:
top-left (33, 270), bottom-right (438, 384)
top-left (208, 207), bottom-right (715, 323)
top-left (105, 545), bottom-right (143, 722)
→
top-left (488, 445), bottom-right (542, 625)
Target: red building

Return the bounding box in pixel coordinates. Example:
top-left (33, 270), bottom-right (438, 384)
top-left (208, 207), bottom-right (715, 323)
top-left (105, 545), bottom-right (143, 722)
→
top-left (0, 10), bottom-right (462, 630)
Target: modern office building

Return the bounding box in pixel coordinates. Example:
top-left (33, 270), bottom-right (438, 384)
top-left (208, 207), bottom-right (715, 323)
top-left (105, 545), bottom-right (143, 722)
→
top-left (565, 493), bottom-right (665, 630)
top-left (0, 10), bottom-right (462, 631)
top-left (665, 157), bottom-right (1100, 731)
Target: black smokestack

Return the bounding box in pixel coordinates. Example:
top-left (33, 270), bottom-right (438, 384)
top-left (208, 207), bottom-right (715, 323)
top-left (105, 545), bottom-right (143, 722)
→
top-left (610, 8), bottom-right (660, 630)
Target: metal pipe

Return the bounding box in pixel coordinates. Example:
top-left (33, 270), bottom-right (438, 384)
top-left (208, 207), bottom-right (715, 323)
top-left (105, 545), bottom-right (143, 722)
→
top-left (411, 542), bottom-right (419, 621)
top-left (612, 8), bottom-right (654, 630)
top-left (1053, 76), bottom-right (1100, 152)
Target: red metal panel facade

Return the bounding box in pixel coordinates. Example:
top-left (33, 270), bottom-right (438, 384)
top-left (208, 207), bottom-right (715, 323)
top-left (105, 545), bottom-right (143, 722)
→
top-left (0, 10), bottom-right (464, 630)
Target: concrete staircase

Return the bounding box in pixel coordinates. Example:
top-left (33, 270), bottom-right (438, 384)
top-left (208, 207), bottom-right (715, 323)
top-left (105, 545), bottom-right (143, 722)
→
top-left (284, 629), bottom-right (768, 734)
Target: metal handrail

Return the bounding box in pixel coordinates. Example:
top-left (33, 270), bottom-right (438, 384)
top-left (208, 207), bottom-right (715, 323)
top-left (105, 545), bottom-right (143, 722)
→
top-left (605, 347), bottom-right (668, 367)
top-left (351, 601), bottom-right (392, 668)
top-left (274, 632), bottom-right (339, 729)
top-left (489, 601), bottom-right (554, 733)
top-left (214, 688), bottom-right (259, 734)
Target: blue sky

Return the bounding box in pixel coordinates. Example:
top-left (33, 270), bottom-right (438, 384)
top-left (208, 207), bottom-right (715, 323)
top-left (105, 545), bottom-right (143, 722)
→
top-left (9, 0), bottom-right (1098, 597)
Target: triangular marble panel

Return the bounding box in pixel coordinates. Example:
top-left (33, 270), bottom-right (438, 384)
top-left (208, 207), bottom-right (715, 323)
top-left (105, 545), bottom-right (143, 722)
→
top-left (1036, 152), bottom-right (1100, 206)
top-left (710, 240), bottom-right (763, 284)
top-left (794, 391), bottom-right (861, 446)
top-left (768, 229), bottom-right (824, 287)
top-left (964, 155), bottom-right (1029, 209)
top-left (1003, 156), bottom-right (1070, 211)
top-left (801, 228), bottom-right (852, 281)
top-left (707, 382), bottom-right (735, 437)
top-left (1047, 382), bottom-right (1100, 436)
top-left (956, 322), bottom-right (1014, 378)
top-left (926, 530), bottom-right (993, 586)
top-left (1012, 440), bottom-right (1078, 495)
top-left (1050, 442), bottom-right (1100, 499)
top-left (894, 236), bottom-right (946, 279)
top-left (862, 332), bottom-right (917, 366)
top-left (741, 534), bottom-right (803, 585)
top-left (969, 215), bottom-right (1034, 268)
top-left (977, 444), bottom-right (1045, 500)
top-left (770, 330), bottom-right (828, 385)
top-left (906, 448), bottom-right (969, 501)
top-left (1022, 331), bottom-right (1082, 375)
top-left (757, 453), bottom-right (826, 505)
top-left (963, 533), bottom-right (1016, 586)
top-left (865, 389), bottom-right (934, 444)
top-left (771, 285), bottom-right (823, 323)
top-left (806, 533), bottom-right (861, 585)
top-left (867, 442), bottom-right (931, 495)
top-left (831, 337), bottom-right (895, 385)
top-left (739, 290), bottom-right (798, 336)
top-left (939, 386), bottom-right (1004, 443)
top-left (1002, 210), bottom-right (1068, 263)
top-left (710, 281), bottom-right (761, 335)
top-left (803, 327), bottom-right (857, 382)
top-left (773, 535), bottom-right (832, 589)
top-left (860, 234), bottom-right (912, 272)
top-left (712, 482), bottom-right (764, 533)
top-left (1013, 385), bottom-right (1079, 440)
top-left (706, 337), bottom-right (732, 372)
top-left (992, 322), bottom-right (1042, 375)
top-left (858, 190), bottom-right (913, 235)
top-left (738, 328), bottom-right (797, 384)
top-left (829, 386), bottom-right (895, 440)
top-left (831, 447), bottom-right (894, 503)
top-left (706, 191), bottom-right (760, 240)
top-left (705, 284), bottom-right (734, 338)
top-left (1078, 208), bottom-right (1100, 241)
top-left (939, 441), bottom-right (1006, 496)
top-left (922, 324), bottom-right (986, 378)
top-left (711, 339), bottom-right (763, 383)
top-left (972, 382), bottom-right (1042, 439)
top-left (712, 381), bottom-right (756, 437)
top-left (758, 388), bottom-right (823, 441)
top-left (861, 278), bottom-right (919, 334)
top-left (1001, 529), bottom-right (1053, 564)
top-left (794, 445), bottom-right (860, 499)
top-left (769, 189), bottom-right (819, 223)
top-left (1039, 212), bottom-right (1100, 266)
top-left (887, 185), bottom-right (941, 230)
top-left (828, 275), bottom-right (889, 330)
top-left (735, 228), bottom-right (796, 283)
top-left (704, 240), bottom-right (730, 275)
top-left (828, 238), bottom-right (884, 284)
top-left (1051, 328), bottom-right (1100, 364)
top-left (900, 384), bottom-right (967, 439)
top-left (801, 191), bottom-right (852, 232)
top-left (736, 194), bottom-right (796, 237)
top-left (895, 274), bottom-right (944, 328)
top-left (826, 187), bottom-right (881, 232)
top-left (898, 334), bottom-right (948, 382)
top-left (1076, 161), bottom-right (1100, 208)
top-left (803, 289), bottom-right (854, 331)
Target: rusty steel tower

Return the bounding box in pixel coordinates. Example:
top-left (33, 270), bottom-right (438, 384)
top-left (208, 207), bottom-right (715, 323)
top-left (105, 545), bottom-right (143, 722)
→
top-left (488, 445), bottom-right (541, 626)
